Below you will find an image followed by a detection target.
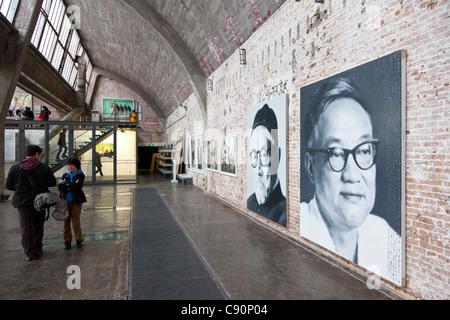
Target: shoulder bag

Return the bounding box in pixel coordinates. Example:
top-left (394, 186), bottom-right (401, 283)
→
top-left (52, 193), bottom-right (69, 221)
top-left (26, 173), bottom-right (59, 221)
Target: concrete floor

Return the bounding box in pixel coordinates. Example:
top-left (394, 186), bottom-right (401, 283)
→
top-left (0, 173), bottom-right (394, 300)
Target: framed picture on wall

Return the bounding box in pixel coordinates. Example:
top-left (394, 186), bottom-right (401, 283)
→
top-left (197, 135), bottom-right (203, 171)
top-left (246, 94), bottom-right (288, 228)
top-left (300, 50), bottom-right (406, 286)
top-left (207, 139), bottom-right (219, 172)
top-left (185, 137), bottom-right (191, 169)
top-left (220, 136), bottom-right (237, 176)
top-left (9, 93), bottom-right (31, 113)
top-left (103, 98), bottom-right (134, 122)
top-left (190, 137), bottom-right (196, 171)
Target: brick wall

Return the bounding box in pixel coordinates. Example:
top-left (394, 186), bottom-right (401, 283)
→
top-left (166, 0), bottom-right (449, 299)
top-left (90, 76), bottom-right (164, 145)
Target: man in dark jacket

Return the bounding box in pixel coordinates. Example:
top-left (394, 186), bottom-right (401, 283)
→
top-left (22, 107), bottom-right (34, 120)
top-left (56, 129), bottom-right (68, 161)
top-left (6, 145), bottom-right (57, 261)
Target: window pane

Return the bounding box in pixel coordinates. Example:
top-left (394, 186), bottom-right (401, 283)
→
top-left (0, 0), bottom-right (12, 17)
top-left (42, 0), bottom-right (51, 14)
top-left (47, 0), bottom-right (56, 23)
top-left (6, 0), bottom-right (19, 22)
top-left (49, 0), bottom-right (64, 32)
top-left (38, 22), bottom-right (52, 55)
top-left (48, 30), bottom-right (58, 60)
top-left (59, 15), bottom-right (70, 45)
top-left (31, 13), bottom-right (45, 47)
top-left (69, 65), bottom-right (78, 86)
top-left (68, 31), bottom-right (80, 58)
top-left (53, 0), bottom-right (65, 33)
top-left (62, 58), bottom-right (74, 81)
top-left (51, 43), bottom-right (63, 69)
top-left (1, 0), bottom-right (19, 23)
top-left (28, 0), bottom-right (93, 89)
top-left (41, 25), bottom-right (57, 61)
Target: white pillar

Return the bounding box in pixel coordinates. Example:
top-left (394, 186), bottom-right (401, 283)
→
top-left (171, 159), bottom-right (178, 183)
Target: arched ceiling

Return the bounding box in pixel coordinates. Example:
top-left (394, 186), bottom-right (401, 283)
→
top-left (64, 0), bottom-right (284, 119)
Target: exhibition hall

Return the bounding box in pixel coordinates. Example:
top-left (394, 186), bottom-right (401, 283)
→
top-left (0, 0), bottom-right (448, 303)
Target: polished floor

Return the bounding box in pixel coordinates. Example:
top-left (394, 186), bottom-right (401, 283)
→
top-left (0, 173), bottom-right (396, 300)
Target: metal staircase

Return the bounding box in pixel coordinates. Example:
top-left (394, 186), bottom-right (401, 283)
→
top-left (50, 128), bottom-right (115, 173)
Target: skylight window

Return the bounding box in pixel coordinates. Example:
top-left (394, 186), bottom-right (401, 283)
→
top-left (0, 0), bottom-right (20, 24)
top-left (31, 0), bottom-right (92, 89)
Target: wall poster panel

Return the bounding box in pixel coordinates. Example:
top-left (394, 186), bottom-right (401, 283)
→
top-left (247, 94), bottom-right (288, 228)
top-left (207, 139), bottom-right (219, 172)
top-left (103, 98), bottom-right (134, 122)
top-left (9, 93), bottom-right (32, 113)
top-left (190, 137), bottom-right (196, 171)
top-left (197, 135), bottom-right (203, 171)
top-left (185, 136), bottom-right (191, 170)
top-left (220, 136), bottom-right (237, 176)
top-left (300, 50), bottom-right (406, 286)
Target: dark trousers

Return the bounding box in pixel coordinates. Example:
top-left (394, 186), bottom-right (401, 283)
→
top-left (95, 165), bottom-right (103, 176)
top-left (56, 145), bottom-right (67, 159)
top-left (18, 206), bottom-right (46, 257)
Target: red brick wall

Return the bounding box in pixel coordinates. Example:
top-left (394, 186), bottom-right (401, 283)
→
top-left (90, 76), bottom-right (164, 145)
top-left (167, 0), bottom-right (449, 299)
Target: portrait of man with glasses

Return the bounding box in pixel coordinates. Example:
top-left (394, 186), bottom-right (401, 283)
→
top-left (300, 74), bottom-right (402, 285)
top-left (247, 96), bottom-right (288, 227)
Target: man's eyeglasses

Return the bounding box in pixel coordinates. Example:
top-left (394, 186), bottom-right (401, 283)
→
top-left (307, 139), bottom-right (379, 173)
top-left (249, 147), bottom-right (271, 168)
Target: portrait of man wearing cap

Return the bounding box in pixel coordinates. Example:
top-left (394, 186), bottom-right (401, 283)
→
top-left (247, 98), bottom-right (287, 228)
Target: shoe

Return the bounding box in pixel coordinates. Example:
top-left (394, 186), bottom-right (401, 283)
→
top-left (24, 254), bottom-right (36, 261)
top-left (64, 242), bottom-right (71, 250)
top-left (75, 241), bottom-right (83, 249)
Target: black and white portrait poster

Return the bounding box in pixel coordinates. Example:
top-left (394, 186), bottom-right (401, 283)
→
top-left (300, 51), bottom-right (406, 286)
top-left (247, 94), bottom-right (288, 228)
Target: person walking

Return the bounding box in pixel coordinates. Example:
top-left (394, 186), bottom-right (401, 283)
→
top-left (58, 157), bottom-right (87, 250)
top-left (6, 145), bottom-right (57, 261)
top-left (95, 152), bottom-right (103, 176)
top-left (56, 129), bottom-right (68, 161)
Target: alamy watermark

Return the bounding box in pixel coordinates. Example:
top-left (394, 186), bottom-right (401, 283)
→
top-left (67, 5), bottom-right (81, 30)
top-left (67, 265), bottom-right (81, 290)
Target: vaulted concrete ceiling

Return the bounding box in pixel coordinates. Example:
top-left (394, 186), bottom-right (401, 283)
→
top-left (65, 0), bottom-right (283, 119)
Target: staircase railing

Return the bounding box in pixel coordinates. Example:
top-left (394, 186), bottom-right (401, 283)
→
top-left (50, 127), bottom-right (115, 173)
